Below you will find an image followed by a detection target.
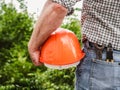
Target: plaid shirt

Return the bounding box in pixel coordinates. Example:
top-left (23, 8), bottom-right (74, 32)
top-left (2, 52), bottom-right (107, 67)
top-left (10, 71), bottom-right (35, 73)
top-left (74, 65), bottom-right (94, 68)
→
top-left (52, 0), bottom-right (120, 50)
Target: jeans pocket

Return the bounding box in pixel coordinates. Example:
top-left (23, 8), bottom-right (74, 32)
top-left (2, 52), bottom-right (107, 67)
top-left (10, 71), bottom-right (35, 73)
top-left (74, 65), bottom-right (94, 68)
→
top-left (90, 59), bottom-right (114, 90)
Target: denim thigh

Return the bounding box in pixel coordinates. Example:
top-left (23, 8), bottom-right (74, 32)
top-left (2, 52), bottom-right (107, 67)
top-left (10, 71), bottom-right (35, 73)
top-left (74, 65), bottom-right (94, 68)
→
top-left (75, 46), bottom-right (120, 90)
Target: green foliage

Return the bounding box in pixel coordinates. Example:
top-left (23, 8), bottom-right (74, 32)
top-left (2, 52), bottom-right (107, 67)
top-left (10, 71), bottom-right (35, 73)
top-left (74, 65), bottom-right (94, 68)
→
top-left (0, 1), bottom-right (81, 90)
top-left (61, 15), bottom-right (82, 42)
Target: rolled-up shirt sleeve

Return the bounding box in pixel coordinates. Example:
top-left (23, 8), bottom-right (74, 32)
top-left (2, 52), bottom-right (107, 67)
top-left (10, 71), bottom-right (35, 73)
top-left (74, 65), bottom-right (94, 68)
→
top-left (52, 0), bottom-right (81, 15)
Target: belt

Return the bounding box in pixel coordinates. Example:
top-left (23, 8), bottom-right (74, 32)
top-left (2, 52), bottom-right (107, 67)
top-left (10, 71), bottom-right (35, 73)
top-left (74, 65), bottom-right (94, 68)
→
top-left (83, 40), bottom-right (120, 63)
top-left (82, 34), bottom-right (120, 63)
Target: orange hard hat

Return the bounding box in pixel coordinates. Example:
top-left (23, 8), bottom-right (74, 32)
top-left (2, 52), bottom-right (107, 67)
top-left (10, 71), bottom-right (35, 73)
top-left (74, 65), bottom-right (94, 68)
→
top-left (40, 28), bottom-right (85, 69)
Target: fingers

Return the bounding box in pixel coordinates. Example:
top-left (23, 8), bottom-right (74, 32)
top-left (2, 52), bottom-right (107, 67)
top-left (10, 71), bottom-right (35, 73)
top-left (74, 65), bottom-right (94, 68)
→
top-left (28, 48), bottom-right (42, 66)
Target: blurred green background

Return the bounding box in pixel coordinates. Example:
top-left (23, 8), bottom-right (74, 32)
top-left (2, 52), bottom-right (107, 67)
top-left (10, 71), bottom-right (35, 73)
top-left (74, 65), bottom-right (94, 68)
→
top-left (0, 0), bottom-right (82, 90)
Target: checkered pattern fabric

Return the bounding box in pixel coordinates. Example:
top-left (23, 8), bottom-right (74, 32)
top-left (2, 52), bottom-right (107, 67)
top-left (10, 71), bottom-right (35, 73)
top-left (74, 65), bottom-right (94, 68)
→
top-left (52, 0), bottom-right (120, 50)
top-left (52, 0), bottom-right (81, 15)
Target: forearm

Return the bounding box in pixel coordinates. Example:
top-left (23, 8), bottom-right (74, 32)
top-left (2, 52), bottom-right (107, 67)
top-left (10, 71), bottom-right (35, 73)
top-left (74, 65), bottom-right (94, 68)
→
top-left (28, 0), bottom-right (67, 51)
top-left (28, 0), bottom-right (81, 66)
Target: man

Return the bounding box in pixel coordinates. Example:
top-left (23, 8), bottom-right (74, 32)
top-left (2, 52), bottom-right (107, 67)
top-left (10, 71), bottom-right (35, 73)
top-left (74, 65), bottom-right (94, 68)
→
top-left (28, 0), bottom-right (120, 90)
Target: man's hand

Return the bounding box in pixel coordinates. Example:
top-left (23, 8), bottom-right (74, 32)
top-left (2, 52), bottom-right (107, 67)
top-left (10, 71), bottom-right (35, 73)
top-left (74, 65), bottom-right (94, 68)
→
top-left (28, 0), bottom-right (67, 66)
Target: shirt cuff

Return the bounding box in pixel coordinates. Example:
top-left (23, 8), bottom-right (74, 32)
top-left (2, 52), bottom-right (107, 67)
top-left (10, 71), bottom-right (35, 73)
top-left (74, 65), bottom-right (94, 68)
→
top-left (52, 0), bottom-right (80, 16)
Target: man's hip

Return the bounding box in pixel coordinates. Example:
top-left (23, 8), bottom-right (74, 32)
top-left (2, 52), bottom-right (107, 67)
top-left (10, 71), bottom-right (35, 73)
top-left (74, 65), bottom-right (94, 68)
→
top-left (75, 40), bottom-right (120, 90)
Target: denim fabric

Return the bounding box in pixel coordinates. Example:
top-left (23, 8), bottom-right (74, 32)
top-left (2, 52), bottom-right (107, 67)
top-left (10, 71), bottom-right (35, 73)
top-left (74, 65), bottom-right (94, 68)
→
top-left (75, 43), bottom-right (120, 90)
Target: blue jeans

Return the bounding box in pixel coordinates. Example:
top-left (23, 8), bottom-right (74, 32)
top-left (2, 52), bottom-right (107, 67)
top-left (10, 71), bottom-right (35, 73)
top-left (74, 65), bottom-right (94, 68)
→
top-left (75, 42), bottom-right (120, 90)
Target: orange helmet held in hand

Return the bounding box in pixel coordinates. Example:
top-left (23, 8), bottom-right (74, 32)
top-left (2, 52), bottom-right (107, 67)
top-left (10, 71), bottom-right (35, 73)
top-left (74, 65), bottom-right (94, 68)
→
top-left (40, 28), bottom-right (85, 69)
